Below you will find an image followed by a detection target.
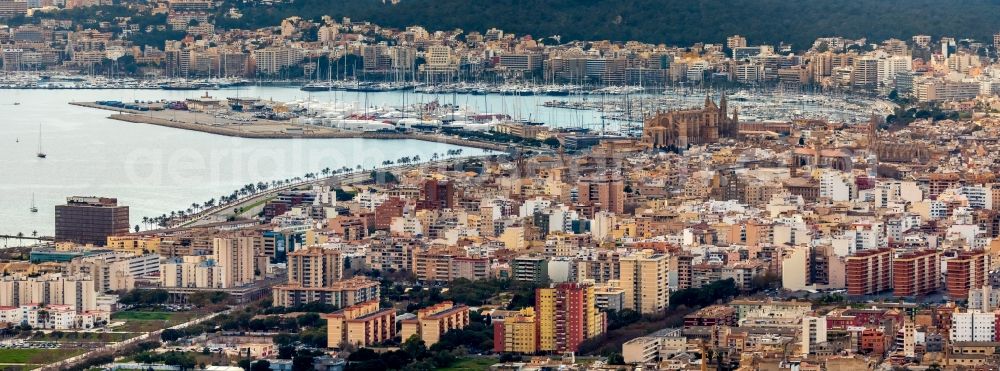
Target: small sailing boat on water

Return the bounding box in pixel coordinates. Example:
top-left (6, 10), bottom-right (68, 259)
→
top-left (30, 194), bottom-right (38, 213)
top-left (36, 125), bottom-right (46, 158)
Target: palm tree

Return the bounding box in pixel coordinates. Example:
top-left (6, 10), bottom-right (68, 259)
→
top-left (322, 167), bottom-right (331, 176)
top-left (31, 230), bottom-right (37, 237)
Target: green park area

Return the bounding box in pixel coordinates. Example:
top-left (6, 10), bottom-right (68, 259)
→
top-left (111, 310), bottom-right (199, 332)
top-left (112, 311), bottom-right (175, 321)
top-left (437, 357), bottom-right (496, 371)
top-left (0, 348), bottom-right (85, 364)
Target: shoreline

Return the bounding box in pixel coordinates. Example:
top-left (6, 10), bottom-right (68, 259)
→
top-left (70, 102), bottom-right (511, 152)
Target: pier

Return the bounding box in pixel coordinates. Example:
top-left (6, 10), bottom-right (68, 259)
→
top-left (70, 101), bottom-right (512, 152)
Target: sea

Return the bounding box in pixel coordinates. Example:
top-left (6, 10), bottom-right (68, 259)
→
top-left (0, 86), bottom-right (597, 238)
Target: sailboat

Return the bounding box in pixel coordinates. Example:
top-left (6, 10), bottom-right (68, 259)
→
top-left (36, 125), bottom-right (46, 158)
top-left (30, 194), bottom-right (38, 213)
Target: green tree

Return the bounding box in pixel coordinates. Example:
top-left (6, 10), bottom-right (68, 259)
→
top-left (250, 360), bottom-right (270, 371)
top-left (161, 328), bottom-right (183, 342)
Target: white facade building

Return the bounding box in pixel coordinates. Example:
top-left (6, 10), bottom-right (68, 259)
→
top-left (951, 310), bottom-right (996, 342)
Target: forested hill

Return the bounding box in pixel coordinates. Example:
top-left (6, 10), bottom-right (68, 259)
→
top-left (222, 0), bottom-right (1000, 50)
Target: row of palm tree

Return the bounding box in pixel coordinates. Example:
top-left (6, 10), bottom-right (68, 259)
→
top-left (381, 155), bottom-right (423, 166)
top-left (138, 149), bottom-right (470, 230)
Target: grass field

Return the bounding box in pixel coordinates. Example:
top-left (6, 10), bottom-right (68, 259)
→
top-left (438, 358), bottom-right (496, 371)
top-left (0, 348), bottom-right (85, 364)
top-left (111, 311), bottom-right (174, 321)
top-left (111, 310), bottom-right (199, 332)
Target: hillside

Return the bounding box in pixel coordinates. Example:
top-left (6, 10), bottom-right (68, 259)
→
top-left (221, 0), bottom-right (1000, 50)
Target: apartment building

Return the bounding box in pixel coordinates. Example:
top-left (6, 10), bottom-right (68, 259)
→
top-left (252, 46), bottom-right (303, 75)
top-left (619, 250), bottom-right (669, 314)
top-left (577, 172), bottom-right (625, 215)
top-left (323, 300), bottom-right (396, 348)
top-left (0, 273), bottom-right (100, 313)
top-left (411, 249), bottom-right (489, 285)
top-left (946, 250), bottom-right (987, 300)
top-left (287, 246), bottom-right (343, 289)
top-left (212, 237), bottom-right (256, 288)
top-left (272, 276), bottom-right (380, 308)
top-left (892, 249), bottom-right (940, 297)
top-left (400, 301), bottom-right (470, 346)
top-left (161, 255), bottom-right (222, 288)
top-left (535, 282), bottom-right (605, 353)
top-left (845, 248), bottom-right (893, 296)
top-left (493, 282), bottom-right (606, 354)
top-left (493, 308), bottom-right (538, 354)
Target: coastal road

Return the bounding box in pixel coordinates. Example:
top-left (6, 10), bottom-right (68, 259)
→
top-left (170, 155), bottom-right (493, 229)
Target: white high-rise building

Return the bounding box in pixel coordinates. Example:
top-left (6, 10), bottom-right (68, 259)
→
top-left (819, 170), bottom-right (856, 202)
top-left (161, 255), bottom-right (223, 288)
top-left (951, 310), bottom-right (996, 342)
top-left (590, 211), bottom-right (615, 242)
top-left (959, 186), bottom-right (993, 209)
top-left (832, 222), bottom-right (884, 255)
top-left (877, 55), bottom-right (912, 88)
top-left (0, 273), bottom-right (99, 313)
top-left (547, 205), bottom-right (579, 234)
top-left (519, 197), bottom-right (552, 217)
top-left (852, 56), bottom-right (879, 87)
top-left (252, 47), bottom-right (304, 75)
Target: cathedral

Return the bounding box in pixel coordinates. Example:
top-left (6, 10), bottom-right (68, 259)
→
top-left (642, 95), bottom-right (739, 150)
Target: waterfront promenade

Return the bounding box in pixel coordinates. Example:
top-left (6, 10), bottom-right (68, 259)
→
top-left (164, 154), bottom-right (494, 230)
